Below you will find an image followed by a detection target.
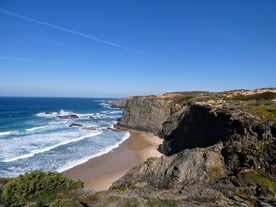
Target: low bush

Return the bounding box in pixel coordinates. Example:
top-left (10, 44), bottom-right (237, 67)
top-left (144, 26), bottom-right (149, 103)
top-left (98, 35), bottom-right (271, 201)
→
top-left (232, 92), bottom-right (276, 101)
top-left (1, 170), bottom-right (83, 206)
top-left (49, 198), bottom-right (83, 207)
top-left (248, 106), bottom-right (276, 122)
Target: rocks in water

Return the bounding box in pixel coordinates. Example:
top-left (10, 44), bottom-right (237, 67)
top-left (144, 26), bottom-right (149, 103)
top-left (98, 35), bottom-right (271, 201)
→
top-left (106, 99), bottom-right (126, 108)
top-left (89, 114), bottom-right (106, 119)
top-left (82, 127), bottom-right (97, 131)
top-left (45, 112), bottom-right (53, 115)
top-left (37, 112), bottom-right (56, 116)
top-left (110, 128), bottom-right (122, 132)
top-left (56, 114), bottom-right (79, 119)
top-left (69, 123), bottom-right (83, 127)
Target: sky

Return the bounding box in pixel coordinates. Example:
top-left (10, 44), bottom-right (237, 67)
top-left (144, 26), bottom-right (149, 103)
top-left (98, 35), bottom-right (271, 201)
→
top-left (0, 0), bottom-right (275, 97)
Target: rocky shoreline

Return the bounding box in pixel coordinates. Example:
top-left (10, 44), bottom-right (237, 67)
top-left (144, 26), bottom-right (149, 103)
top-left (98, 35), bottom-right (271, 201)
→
top-left (1, 88), bottom-right (275, 207)
top-left (112, 89), bottom-right (276, 206)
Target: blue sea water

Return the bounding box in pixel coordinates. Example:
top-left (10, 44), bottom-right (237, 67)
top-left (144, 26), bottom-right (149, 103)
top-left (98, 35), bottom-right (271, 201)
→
top-left (0, 97), bottom-right (129, 178)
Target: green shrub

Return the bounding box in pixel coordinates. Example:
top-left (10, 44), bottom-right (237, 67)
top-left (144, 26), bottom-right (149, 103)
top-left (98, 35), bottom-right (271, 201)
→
top-left (234, 170), bottom-right (276, 196)
top-left (2, 170), bottom-right (83, 206)
top-left (174, 96), bottom-right (193, 104)
top-left (248, 106), bottom-right (276, 122)
top-left (49, 198), bottom-right (83, 207)
top-left (144, 183), bottom-right (157, 190)
top-left (112, 182), bottom-right (136, 193)
top-left (233, 92), bottom-right (276, 101)
top-left (126, 198), bottom-right (140, 206)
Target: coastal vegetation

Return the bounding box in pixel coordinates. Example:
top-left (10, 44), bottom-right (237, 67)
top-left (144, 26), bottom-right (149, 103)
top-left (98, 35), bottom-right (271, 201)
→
top-left (248, 106), bottom-right (276, 123)
top-left (1, 171), bottom-right (83, 207)
top-left (49, 199), bottom-right (83, 207)
top-left (231, 91), bottom-right (276, 101)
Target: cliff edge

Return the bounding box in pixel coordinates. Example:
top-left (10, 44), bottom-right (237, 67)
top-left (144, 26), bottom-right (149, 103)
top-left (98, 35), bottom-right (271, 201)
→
top-left (110, 89), bottom-right (276, 206)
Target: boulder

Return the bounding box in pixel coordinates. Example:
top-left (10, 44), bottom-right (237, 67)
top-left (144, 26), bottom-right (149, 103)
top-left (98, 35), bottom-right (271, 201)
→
top-left (69, 123), bottom-right (83, 127)
top-left (56, 114), bottom-right (79, 119)
top-left (82, 127), bottom-right (97, 131)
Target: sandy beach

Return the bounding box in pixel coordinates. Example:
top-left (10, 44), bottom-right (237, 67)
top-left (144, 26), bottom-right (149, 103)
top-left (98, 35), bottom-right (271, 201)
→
top-left (62, 130), bottom-right (162, 191)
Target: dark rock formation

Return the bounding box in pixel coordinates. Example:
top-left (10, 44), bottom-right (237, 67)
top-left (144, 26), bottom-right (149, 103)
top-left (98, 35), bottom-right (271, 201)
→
top-left (116, 96), bottom-right (175, 134)
top-left (56, 114), bottom-right (79, 119)
top-left (45, 112), bottom-right (53, 115)
top-left (112, 144), bottom-right (225, 189)
top-left (69, 123), bottom-right (83, 127)
top-left (111, 89), bottom-right (276, 206)
top-left (111, 142), bottom-right (275, 206)
top-left (159, 104), bottom-right (231, 155)
top-left (106, 99), bottom-right (126, 108)
top-left (82, 127), bottom-right (97, 131)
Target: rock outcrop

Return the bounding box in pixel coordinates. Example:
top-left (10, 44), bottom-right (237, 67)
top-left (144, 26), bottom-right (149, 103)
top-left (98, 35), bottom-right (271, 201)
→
top-left (69, 123), bottom-right (83, 127)
top-left (106, 99), bottom-right (127, 108)
top-left (56, 114), bottom-right (79, 119)
top-left (111, 89), bottom-right (276, 206)
top-left (117, 96), bottom-right (175, 134)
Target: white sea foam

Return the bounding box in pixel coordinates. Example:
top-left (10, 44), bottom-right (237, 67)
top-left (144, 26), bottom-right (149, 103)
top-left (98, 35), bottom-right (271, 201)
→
top-left (58, 109), bottom-right (71, 115)
top-left (57, 131), bottom-right (130, 172)
top-left (2, 131), bottom-right (102, 163)
top-left (26, 126), bottom-right (48, 132)
top-left (109, 111), bottom-right (122, 114)
top-left (37, 109), bottom-right (73, 118)
top-left (99, 123), bottom-right (115, 130)
top-left (25, 123), bottom-right (66, 134)
top-left (75, 113), bottom-right (96, 118)
top-left (36, 112), bottom-right (58, 117)
top-left (0, 131), bottom-right (12, 136)
top-left (101, 110), bottom-right (122, 115)
top-left (99, 103), bottom-right (108, 106)
top-left (99, 103), bottom-right (110, 108)
top-left (48, 121), bottom-right (67, 125)
top-left (89, 113), bottom-right (108, 119)
top-left (37, 109), bottom-right (110, 120)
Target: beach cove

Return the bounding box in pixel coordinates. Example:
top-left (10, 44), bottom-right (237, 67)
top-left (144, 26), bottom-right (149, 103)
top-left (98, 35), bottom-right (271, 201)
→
top-left (63, 130), bottom-right (163, 191)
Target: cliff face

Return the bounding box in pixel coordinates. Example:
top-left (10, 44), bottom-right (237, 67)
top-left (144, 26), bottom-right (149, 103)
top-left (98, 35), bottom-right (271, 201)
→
top-left (112, 90), bottom-right (276, 206)
top-left (117, 96), bottom-right (176, 134)
top-left (159, 104), bottom-right (231, 155)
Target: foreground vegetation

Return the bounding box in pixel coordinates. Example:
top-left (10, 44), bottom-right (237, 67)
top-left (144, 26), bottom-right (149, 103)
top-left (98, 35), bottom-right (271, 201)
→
top-left (0, 171), bottom-right (84, 207)
top-left (0, 171), bottom-right (180, 207)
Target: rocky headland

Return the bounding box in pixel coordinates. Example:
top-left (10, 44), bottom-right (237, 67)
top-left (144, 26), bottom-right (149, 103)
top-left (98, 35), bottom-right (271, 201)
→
top-left (106, 99), bottom-right (127, 108)
top-left (1, 88), bottom-right (275, 207)
top-left (108, 89), bottom-right (276, 206)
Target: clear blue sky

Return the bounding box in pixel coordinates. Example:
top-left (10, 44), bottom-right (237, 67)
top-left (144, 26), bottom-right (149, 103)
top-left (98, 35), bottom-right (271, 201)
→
top-left (0, 0), bottom-right (275, 97)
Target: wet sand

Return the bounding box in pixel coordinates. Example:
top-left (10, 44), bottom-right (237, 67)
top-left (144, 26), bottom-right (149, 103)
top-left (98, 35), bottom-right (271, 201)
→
top-left (62, 130), bottom-right (162, 191)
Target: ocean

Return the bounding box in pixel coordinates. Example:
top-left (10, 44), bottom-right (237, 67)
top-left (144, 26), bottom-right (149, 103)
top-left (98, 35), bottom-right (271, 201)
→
top-left (0, 97), bottom-right (129, 178)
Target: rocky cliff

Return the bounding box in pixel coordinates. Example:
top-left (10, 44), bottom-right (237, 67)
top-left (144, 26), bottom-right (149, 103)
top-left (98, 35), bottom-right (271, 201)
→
top-left (110, 89), bottom-right (276, 207)
top-left (2, 90), bottom-right (275, 207)
top-left (116, 96), bottom-right (176, 134)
